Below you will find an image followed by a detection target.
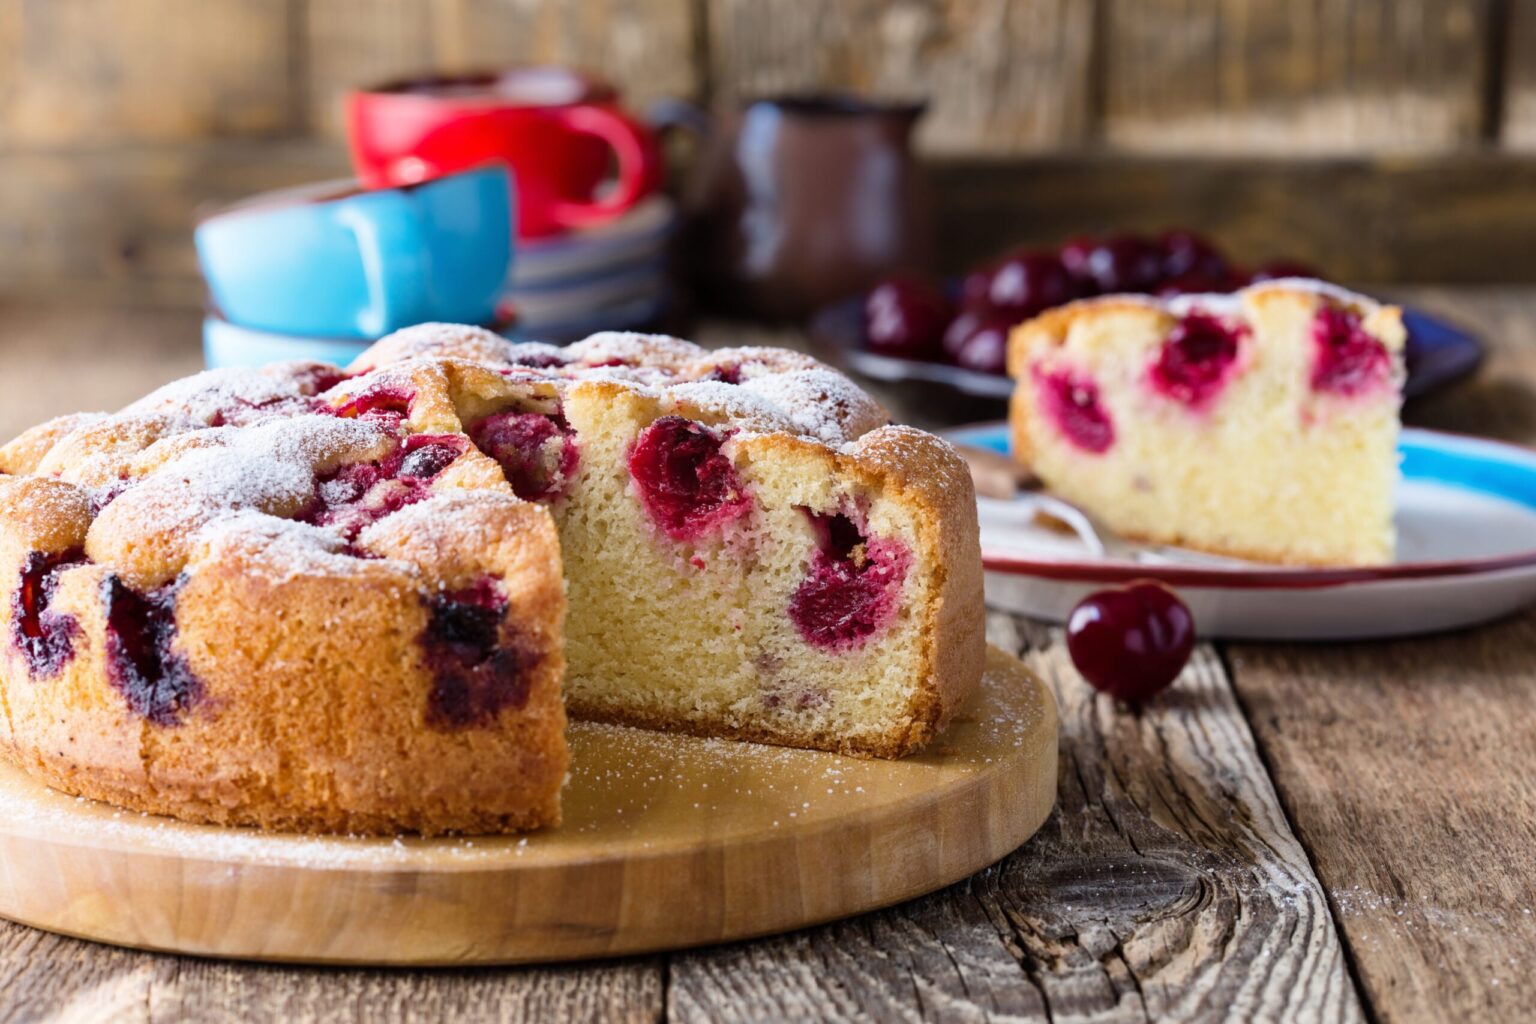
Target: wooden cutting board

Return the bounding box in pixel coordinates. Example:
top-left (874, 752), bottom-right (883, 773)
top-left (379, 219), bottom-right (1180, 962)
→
top-left (0, 646), bottom-right (1056, 965)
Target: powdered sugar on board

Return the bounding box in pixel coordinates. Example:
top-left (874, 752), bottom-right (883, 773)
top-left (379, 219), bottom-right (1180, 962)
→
top-left (0, 649), bottom-right (1050, 870)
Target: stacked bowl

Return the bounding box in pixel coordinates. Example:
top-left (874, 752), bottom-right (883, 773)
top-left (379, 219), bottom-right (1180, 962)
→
top-left (502, 194), bottom-right (676, 342)
top-left (349, 67), bottom-right (675, 343)
top-left (199, 66), bottom-right (673, 369)
top-left (197, 167), bottom-right (514, 369)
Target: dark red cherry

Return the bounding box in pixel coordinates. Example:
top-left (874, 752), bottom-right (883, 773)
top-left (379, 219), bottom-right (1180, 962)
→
top-left (1155, 272), bottom-right (1236, 298)
top-left (1157, 230), bottom-right (1229, 282)
top-left (863, 275), bottom-right (953, 360)
top-left (951, 314), bottom-right (1015, 375)
top-left (960, 267), bottom-right (995, 311)
top-left (1066, 580), bottom-right (1195, 703)
top-left (419, 576), bottom-right (538, 730)
top-left (1082, 235), bottom-right (1164, 294)
top-left (101, 575), bottom-right (203, 726)
top-left (1058, 235), bottom-right (1100, 292)
top-left (983, 250), bottom-right (1077, 319)
top-left (1248, 259), bottom-right (1322, 284)
top-left (942, 309), bottom-right (985, 361)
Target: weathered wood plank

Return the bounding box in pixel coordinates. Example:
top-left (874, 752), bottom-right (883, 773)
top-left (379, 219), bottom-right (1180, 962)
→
top-left (0, 143), bottom-right (351, 308)
top-left (13, 147), bottom-right (1536, 310)
top-left (1227, 283), bottom-right (1536, 1024)
top-left (1101, 0), bottom-right (1491, 153)
top-left (929, 155), bottom-right (1536, 285)
top-left (1228, 613), bottom-right (1536, 1024)
top-left (302, 0), bottom-right (438, 140)
top-left (667, 613), bottom-right (1363, 1023)
top-left (303, 0), bottom-right (699, 139)
top-left (0, 0), bottom-right (294, 148)
top-left (705, 0), bottom-right (1095, 154)
top-left (1500, 0), bottom-right (1536, 148)
top-left (0, 922), bottom-right (664, 1023)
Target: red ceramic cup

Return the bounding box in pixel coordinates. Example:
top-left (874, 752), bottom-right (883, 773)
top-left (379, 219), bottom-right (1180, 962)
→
top-left (347, 68), bottom-right (662, 239)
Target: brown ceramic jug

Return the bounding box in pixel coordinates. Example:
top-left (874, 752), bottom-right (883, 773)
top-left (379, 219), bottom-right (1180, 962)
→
top-left (658, 94), bottom-right (935, 321)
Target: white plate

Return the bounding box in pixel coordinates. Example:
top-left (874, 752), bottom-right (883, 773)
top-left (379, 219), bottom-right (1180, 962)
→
top-left (942, 423), bottom-right (1536, 639)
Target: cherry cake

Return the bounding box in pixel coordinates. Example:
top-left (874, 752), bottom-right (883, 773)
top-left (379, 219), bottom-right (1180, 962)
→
top-left (1007, 280), bottom-right (1406, 566)
top-left (0, 325), bottom-right (983, 834)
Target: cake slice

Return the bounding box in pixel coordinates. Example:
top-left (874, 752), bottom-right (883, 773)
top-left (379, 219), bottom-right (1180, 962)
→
top-left (345, 328), bottom-right (985, 757)
top-left (1006, 280), bottom-right (1406, 566)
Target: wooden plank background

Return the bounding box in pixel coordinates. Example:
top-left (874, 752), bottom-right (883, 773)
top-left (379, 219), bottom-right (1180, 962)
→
top-left (0, 0), bottom-right (1533, 304)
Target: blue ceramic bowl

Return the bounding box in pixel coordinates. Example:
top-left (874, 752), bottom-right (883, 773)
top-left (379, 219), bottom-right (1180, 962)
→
top-left (196, 166), bottom-right (514, 340)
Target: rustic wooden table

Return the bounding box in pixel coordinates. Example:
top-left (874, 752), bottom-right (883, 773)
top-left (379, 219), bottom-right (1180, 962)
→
top-left (0, 288), bottom-right (1531, 1024)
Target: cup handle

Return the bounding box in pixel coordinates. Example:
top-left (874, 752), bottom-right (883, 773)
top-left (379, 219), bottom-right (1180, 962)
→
top-left (548, 104), bottom-right (659, 231)
top-left (333, 194), bottom-right (428, 339)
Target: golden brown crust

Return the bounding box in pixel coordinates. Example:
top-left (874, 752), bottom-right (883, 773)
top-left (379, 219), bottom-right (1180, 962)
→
top-left (0, 413), bottom-right (109, 475)
top-left (1, 495), bottom-right (569, 836)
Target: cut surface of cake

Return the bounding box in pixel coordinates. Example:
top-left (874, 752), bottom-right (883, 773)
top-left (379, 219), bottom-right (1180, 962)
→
top-left (0, 327), bottom-right (984, 834)
top-left (1007, 280), bottom-right (1405, 566)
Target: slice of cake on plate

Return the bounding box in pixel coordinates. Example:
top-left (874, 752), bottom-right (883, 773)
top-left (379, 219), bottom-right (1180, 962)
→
top-left (1006, 280), bottom-right (1406, 566)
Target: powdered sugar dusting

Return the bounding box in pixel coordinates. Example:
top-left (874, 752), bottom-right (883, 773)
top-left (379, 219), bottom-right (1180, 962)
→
top-left (351, 323), bottom-right (518, 373)
top-left (737, 369), bottom-right (888, 444)
top-left (565, 331), bottom-right (701, 370)
top-left (124, 366), bottom-right (318, 427)
top-left (85, 416), bottom-right (397, 582)
top-left (192, 511), bottom-right (398, 583)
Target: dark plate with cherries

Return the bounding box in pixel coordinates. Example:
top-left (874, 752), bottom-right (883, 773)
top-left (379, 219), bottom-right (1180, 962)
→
top-left (808, 231), bottom-right (1483, 405)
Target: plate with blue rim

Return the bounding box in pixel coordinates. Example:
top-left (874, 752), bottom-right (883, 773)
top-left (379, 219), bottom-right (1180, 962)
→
top-left (942, 421), bottom-right (1536, 640)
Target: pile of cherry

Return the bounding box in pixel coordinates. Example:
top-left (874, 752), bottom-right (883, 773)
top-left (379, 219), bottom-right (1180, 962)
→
top-left (861, 231), bottom-right (1319, 375)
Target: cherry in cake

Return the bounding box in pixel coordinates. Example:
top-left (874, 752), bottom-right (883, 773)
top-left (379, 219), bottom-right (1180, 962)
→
top-left (329, 381), bottom-right (415, 426)
top-left (1149, 311), bottom-right (1246, 409)
top-left (101, 575), bottom-right (203, 726)
top-left (628, 416), bottom-right (752, 542)
top-left (306, 433), bottom-right (469, 539)
top-left (470, 411), bottom-right (579, 502)
top-left (420, 576), bottom-right (539, 729)
top-left (1034, 368), bottom-right (1115, 454)
top-left (789, 511), bottom-right (911, 650)
top-left (1311, 306), bottom-right (1391, 397)
top-left (11, 549), bottom-right (86, 678)
top-left (1008, 282), bottom-right (1406, 566)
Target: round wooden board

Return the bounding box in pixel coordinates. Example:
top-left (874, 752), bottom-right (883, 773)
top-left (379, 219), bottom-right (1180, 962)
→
top-left (0, 646), bottom-right (1057, 965)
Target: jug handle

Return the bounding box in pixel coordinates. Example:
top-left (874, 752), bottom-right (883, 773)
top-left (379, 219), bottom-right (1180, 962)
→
top-left (648, 98), bottom-right (714, 142)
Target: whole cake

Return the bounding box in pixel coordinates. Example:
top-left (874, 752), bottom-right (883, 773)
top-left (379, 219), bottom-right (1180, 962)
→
top-left (0, 326), bottom-right (983, 834)
top-left (1007, 280), bottom-right (1405, 566)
